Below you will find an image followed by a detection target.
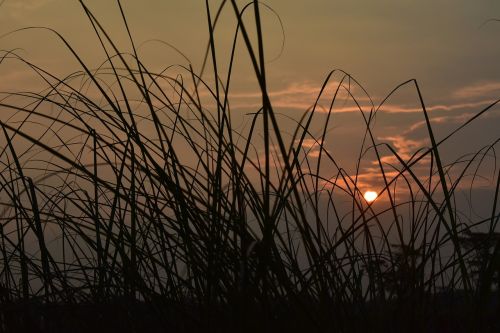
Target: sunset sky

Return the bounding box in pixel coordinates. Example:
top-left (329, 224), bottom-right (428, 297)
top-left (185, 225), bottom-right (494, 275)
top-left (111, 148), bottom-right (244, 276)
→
top-left (2, 1), bottom-right (500, 96)
top-left (1, 0), bottom-right (499, 210)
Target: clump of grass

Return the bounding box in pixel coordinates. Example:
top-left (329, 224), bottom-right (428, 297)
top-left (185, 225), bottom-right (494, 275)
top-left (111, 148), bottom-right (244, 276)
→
top-left (0, 0), bottom-right (499, 331)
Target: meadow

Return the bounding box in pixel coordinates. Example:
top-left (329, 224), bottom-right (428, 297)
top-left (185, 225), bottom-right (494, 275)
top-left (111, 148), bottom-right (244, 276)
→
top-left (0, 1), bottom-right (499, 332)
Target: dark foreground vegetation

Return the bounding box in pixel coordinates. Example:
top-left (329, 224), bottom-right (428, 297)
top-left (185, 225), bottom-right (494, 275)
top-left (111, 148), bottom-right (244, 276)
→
top-left (0, 1), bottom-right (499, 332)
top-left (0, 293), bottom-right (499, 332)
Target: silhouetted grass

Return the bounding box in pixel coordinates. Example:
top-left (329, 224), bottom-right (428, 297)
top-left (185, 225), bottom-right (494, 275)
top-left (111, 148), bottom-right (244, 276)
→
top-left (0, 1), bottom-right (499, 332)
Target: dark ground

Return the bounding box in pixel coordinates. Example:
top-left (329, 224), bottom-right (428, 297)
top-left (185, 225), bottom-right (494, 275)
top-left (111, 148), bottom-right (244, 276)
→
top-left (0, 293), bottom-right (498, 333)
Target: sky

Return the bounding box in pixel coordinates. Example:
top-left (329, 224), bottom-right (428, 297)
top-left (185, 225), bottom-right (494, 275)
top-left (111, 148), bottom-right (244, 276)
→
top-left (2, 1), bottom-right (500, 98)
top-left (1, 0), bottom-right (499, 216)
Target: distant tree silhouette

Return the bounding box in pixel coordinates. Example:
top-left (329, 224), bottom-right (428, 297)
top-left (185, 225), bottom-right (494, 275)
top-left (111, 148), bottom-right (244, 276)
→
top-left (382, 244), bottom-right (423, 299)
top-left (459, 230), bottom-right (500, 291)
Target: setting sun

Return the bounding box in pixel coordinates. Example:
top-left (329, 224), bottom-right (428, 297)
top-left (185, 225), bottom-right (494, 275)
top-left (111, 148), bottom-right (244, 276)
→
top-left (364, 191), bottom-right (378, 203)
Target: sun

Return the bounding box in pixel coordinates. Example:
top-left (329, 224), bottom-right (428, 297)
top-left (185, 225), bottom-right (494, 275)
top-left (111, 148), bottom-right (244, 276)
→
top-left (363, 191), bottom-right (378, 203)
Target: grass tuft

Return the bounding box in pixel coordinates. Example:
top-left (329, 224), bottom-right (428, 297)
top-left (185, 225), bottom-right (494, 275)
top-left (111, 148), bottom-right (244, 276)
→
top-left (0, 1), bottom-right (499, 332)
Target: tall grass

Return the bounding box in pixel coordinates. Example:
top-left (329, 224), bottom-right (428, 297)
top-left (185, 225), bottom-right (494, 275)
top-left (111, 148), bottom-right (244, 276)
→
top-left (0, 0), bottom-right (499, 331)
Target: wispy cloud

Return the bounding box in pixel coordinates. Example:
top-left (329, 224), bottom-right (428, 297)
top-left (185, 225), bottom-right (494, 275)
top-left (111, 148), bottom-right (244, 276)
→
top-left (453, 81), bottom-right (500, 99)
top-left (376, 100), bottom-right (496, 114)
top-left (405, 112), bottom-right (476, 133)
top-left (375, 136), bottom-right (429, 165)
top-left (201, 80), bottom-right (372, 112)
top-left (294, 138), bottom-right (327, 158)
top-left (216, 80), bottom-right (499, 115)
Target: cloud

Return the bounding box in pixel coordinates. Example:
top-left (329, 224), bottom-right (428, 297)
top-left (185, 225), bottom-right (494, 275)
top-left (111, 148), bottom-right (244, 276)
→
top-left (231, 80), bottom-right (499, 205)
top-left (453, 81), bottom-right (500, 99)
top-left (209, 80), bottom-right (498, 116)
top-left (405, 112), bottom-right (476, 133)
top-left (294, 138), bottom-right (327, 158)
top-left (375, 136), bottom-right (429, 165)
top-left (376, 100), bottom-right (496, 114)
top-left (201, 80), bottom-right (372, 112)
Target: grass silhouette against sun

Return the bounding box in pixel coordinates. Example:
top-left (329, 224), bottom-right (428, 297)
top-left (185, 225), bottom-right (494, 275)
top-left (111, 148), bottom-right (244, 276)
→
top-left (0, 1), bottom-right (499, 332)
